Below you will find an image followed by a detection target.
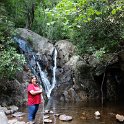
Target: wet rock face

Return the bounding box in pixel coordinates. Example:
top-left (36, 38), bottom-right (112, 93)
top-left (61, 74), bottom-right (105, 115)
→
top-left (52, 55), bottom-right (100, 101)
top-left (16, 28), bottom-right (54, 55)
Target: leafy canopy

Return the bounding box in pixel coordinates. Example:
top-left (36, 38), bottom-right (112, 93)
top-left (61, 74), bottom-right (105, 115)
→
top-left (3, 0), bottom-right (124, 58)
top-left (34, 0), bottom-right (124, 57)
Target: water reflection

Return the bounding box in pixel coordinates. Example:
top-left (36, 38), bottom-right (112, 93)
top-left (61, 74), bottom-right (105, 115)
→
top-left (19, 99), bottom-right (124, 124)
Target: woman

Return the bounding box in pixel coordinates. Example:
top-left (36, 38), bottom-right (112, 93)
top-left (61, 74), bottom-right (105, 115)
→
top-left (27, 76), bottom-right (42, 124)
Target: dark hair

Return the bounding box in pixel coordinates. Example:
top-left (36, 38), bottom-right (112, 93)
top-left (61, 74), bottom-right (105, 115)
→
top-left (29, 75), bottom-right (37, 84)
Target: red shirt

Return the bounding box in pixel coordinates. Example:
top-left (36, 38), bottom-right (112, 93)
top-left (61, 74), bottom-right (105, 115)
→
top-left (27, 83), bottom-right (42, 105)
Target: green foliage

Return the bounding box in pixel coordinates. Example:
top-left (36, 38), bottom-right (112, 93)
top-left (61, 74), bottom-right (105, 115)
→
top-left (93, 48), bottom-right (106, 59)
top-left (2, 0), bottom-right (124, 57)
top-left (33, 0), bottom-right (124, 55)
top-left (0, 3), bottom-right (25, 80)
top-left (0, 47), bottom-right (25, 79)
top-left (41, 0), bottom-right (61, 8)
top-left (4, 0), bottom-right (41, 28)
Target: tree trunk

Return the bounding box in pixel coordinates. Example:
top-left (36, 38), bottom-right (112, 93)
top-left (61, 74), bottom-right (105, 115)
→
top-left (25, 3), bottom-right (35, 29)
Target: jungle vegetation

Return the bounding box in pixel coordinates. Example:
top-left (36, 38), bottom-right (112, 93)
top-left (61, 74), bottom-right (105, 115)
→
top-left (0, 0), bottom-right (124, 80)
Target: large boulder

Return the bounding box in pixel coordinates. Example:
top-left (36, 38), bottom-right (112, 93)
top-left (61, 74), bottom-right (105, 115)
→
top-left (16, 28), bottom-right (54, 55)
top-left (53, 54), bottom-right (99, 101)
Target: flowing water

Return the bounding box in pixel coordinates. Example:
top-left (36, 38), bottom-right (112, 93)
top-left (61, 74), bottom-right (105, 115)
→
top-left (14, 37), bottom-right (57, 98)
top-left (18, 99), bottom-right (124, 124)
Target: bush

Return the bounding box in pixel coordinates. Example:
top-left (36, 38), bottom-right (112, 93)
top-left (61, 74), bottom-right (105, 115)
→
top-left (0, 3), bottom-right (25, 80)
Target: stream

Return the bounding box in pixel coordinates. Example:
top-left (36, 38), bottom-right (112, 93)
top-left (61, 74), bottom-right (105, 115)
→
top-left (17, 99), bottom-right (124, 124)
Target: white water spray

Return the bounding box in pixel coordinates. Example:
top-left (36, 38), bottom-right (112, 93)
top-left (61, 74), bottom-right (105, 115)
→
top-left (47, 48), bottom-right (57, 98)
top-left (36, 62), bottom-right (51, 97)
top-left (36, 48), bottom-right (57, 98)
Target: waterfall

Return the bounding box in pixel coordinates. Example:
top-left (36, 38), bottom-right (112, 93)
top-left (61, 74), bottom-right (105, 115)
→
top-left (47, 48), bottom-right (57, 98)
top-left (36, 48), bottom-right (57, 98)
top-left (36, 62), bottom-right (51, 97)
top-left (13, 37), bottom-right (33, 53)
top-left (14, 37), bottom-right (57, 98)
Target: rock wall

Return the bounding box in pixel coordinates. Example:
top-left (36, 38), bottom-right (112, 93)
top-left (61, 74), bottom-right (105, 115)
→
top-left (0, 79), bottom-right (26, 106)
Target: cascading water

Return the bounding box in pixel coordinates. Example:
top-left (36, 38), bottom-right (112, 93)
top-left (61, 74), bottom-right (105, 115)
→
top-left (47, 48), bottom-right (57, 98)
top-left (36, 62), bottom-right (51, 97)
top-left (14, 37), bottom-right (57, 98)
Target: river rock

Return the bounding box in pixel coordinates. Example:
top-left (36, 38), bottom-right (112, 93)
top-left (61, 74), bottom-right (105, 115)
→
top-left (94, 111), bottom-right (100, 119)
top-left (15, 122), bottom-right (25, 124)
top-left (12, 112), bottom-right (25, 117)
top-left (9, 105), bottom-right (19, 112)
top-left (116, 114), bottom-right (124, 122)
top-left (94, 111), bottom-right (100, 117)
top-left (0, 106), bottom-right (8, 112)
top-left (44, 110), bottom-right (49, 114)
top-left (8, 119), bottom-right (18, 124)
top-left (95, 116), bottom-right (100, 119)
top-left (59, 114), bottom-right (72, 121)
top-left (44, 119), bottom-right (52, 123)
top-left (49, 111), bottom-right (54, 114)
top-left (0, 110), bottom-right (8, 124)
top-left (8, 119), bottom-right (26, 124)
top-left (44, 115), bottom-right (49, 119)
top-left (5, 110), bottom-right (12, 115)
top-left (16, 116), bottom-right (23, 121)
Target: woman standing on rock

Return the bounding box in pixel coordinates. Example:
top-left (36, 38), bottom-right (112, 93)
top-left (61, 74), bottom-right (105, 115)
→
top-left (27, 76), bottom-right (43, 124)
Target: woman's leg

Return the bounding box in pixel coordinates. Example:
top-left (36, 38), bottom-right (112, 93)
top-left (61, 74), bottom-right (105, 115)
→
top-left (28, 105), bottom-right (36, 121)
top-left (32, 104), bottom-right (39, 120)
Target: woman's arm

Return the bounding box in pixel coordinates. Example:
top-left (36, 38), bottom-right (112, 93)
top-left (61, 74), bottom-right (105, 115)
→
top-left (29, 89), bottom-right (42, 95)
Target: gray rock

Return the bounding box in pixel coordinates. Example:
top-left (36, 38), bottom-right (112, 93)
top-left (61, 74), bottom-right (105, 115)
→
top-left (5, 110), bottom-right (12, 115)
top-left (44, 119), bottom-right (52, 123)
top-left (16, 28), bottom-right (54, 55)
top-left (8, 119), bottom-right (26, 124)
top-left (59, 114), bottom-right (72, 121)
top-left (0, 110), bottom-right (8, 124)
top-left (116, 114), bottom-right (124, 122)
top-left (12, 112), bottom-right (25, 117)
top-left (8, 119), bottom-right (18, 124)
top-left (9, 105), bottom-right (18, 112)
top-left (55, 40), bottom-right (75, 67)
top-left (43, 115), bottom-right (49, 119)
